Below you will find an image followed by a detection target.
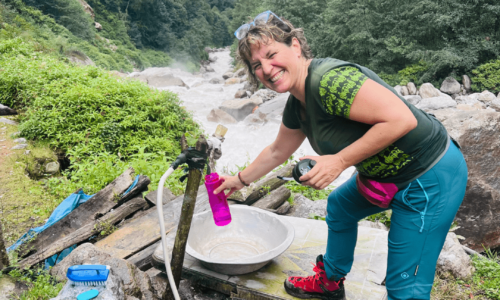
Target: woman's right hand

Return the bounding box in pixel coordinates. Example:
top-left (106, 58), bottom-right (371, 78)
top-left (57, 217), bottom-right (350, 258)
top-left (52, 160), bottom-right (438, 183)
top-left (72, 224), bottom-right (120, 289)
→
top-left (214, 175), bottom-right (245, 197)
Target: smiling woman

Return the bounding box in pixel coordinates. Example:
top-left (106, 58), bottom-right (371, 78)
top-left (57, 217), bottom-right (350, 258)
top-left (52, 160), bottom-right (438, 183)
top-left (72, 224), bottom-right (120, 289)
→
top-left (215, 10), bottom-right (468, 300)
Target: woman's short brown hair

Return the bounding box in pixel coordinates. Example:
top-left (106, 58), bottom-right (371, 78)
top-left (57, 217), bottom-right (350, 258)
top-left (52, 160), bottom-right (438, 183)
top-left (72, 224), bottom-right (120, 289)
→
top-left (236, 15), bottom-right (313, 87)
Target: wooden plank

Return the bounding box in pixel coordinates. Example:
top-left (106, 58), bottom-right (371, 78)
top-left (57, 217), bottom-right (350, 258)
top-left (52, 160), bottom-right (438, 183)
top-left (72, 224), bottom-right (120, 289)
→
top-left (126, 241), bottom-right (160, 271)
top-left (95, 186), bottom-right (210, 260)
top-left (229, 164), bottom-right (294, 205)
top-left (18, 168), bottom-right (149, 258)
top-left (18, 197), bottom-right (148, 269)
top-left (251, 186), bottom-right (291, 210)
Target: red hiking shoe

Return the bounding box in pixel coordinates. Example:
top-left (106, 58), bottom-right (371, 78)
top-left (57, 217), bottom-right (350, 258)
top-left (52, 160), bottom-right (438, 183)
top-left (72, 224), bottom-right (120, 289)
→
top-left (284, 255), bottom-right (346, 300)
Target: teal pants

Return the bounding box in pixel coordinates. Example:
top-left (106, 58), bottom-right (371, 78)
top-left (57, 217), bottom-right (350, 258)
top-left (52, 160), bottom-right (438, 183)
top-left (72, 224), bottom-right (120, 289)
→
top-left (323, 141), bottom-right (467, 300)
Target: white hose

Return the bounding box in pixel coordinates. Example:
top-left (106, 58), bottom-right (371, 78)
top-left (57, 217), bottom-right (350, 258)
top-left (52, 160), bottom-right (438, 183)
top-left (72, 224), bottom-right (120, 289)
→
top-left (157, 167), bottom-right (180, 300)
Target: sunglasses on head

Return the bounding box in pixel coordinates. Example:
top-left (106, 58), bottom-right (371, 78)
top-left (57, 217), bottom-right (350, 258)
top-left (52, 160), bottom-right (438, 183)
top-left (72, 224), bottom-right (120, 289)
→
top-left (234, 10), bottom-right (285, 40)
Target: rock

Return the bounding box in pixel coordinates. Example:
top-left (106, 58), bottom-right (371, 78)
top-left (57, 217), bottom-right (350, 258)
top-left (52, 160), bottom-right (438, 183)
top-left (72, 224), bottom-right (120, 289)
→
top-left (234, 89), bottom-right (247, 99)
top-left (224, 78), bottom-right (241, 85)
top-left (45, 161), bottom-right (60, 174)
top-left (253, 93), bottom-right (288, 122)
top-left (462, 75), bottom-right (471, 91)
top-left (415, 96), bottom-right (457, 111)
top-left (199, 66), bottom-right (206, 74)
top-left (50, 272), bottom-right (124, 300)
top-left (13, 138), bottom-right (26, 143)
top-left (243, 81), bottom-right (257, 93)
top-left (0, 118), bottom-right (18, 125)
top-left (206, 109), bottom-right (237, 124)
top-left (0, 104), bottom-right (17, 116)
top-left (208, 56), bottom-right (217, 63)
top-left (276, 201), bottom-right (291, 215)
top-left (403, 95), bottom-right (422, 106)
top-left (205, 66), bottom-right (215, 73)
top-left (204, 47), bottom-right (214, 53)
top-left (400, 86), bottom-right (409, 96)
top-left (456, 103), bottom-right (484, 111)
top-left (130, 69), bottom-right (188, 88)
top-left (436, 233), bottom-right (474, 279)
top-left (440, 77), bottom-right (461, 95)
top-left (50, 243), bottom-right (154, 299)
top-left (407, 82), bottom-right (417, 95)
top-left (455, 95), bottom-right (481, 106)
top-left (253, 89), bottom-right (279, 102)
top-left (242, 110), bottom-right (268, 125)
top-left (246, 91), bottom-right (253, 97)
top-left (67, 50), bottom-right (95, 66)
top-left (478, 90), bottom-right (496, 104)
top-left (489, 98), bottom-right (500, 112)
top-left (0, 277), bottom-right (16, 300)
top-left (433, 109), bottom-right (500, 251)
top-left (234, 68), bottom-right (246, 77)
top-left (393, 85), bottom-right (403, 96)
top-left (24, 150), bottom-right (30, 155)
top-left (222, 72), bottom-right (234, 79)
top-left (286, 194), bottom-right (327, 219)
top-left (95, 22), bottom-right (102, 31)
top-left (358, 220), bottom-right (389, 231)
top-left (77, 0), bottom-right (95, 19)
top-left (419, 83), bottom-right (440, 99)
top-left (219, 97), bottom-right (263, 121)
top-left (208, 78), bottom-right (223, 84)
top-left (11, 144), bottom-right (27, 150)
top-left (498, 92), bottom-right (500, 98)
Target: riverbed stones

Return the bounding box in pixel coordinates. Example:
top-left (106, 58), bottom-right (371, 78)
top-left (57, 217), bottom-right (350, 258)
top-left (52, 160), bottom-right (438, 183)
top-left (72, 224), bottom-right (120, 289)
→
top-left (490, 99), bottom-right (500, 112)
top-left (205, 66), bottom-right (215, 73)
top-left (208, 78), bottom-right (223, 84)
top-left (419, 83), bottom-right (441, 99)
top-left (234, 68), bottom-right (246, 77)
top-left (0, 104), bottom-right (16, 116)
top-left (234, 89), bottom-right (247, 99)
top-left (10, 144), bottom-right (27, 150)
top-left (403, 95), bottom-right (422, 106)
top-left (206, 108), bottom-right (237, 124)
top-left (433, 109), bottom-right (500, 251)
top-left (222, 71), bottom-right (234, 79)
top-left (436, 233), bottom-right (474, 279)
top-left (219, 97), bottom-right (263, 121)
top-left (0, 118), bottom-right (18, 125)
top-left (224, 78), bottom-right (241, 85)
top-left (415, 96), bottom-right (457, 111)
top-left (51, 243), bottom-right (154, 299)
top-left (407, 82), bottom-right (417, 95)
top-left (440, 77), bottom-right (461, 95)
top-left (462, 75), bottom-right (472, 91)
top-left (478, 90), bottom-right (496, 104)
top-left (394, 85), bottom-right (403, 96)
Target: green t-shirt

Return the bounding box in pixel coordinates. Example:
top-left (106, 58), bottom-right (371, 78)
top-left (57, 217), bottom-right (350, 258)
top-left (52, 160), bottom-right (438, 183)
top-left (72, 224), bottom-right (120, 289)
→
top-left (282, 58), bottom-right (448, 188)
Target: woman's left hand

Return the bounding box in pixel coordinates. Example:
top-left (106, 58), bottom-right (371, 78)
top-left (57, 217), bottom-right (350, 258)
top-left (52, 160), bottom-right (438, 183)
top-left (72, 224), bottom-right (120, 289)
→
top-left (298, 155), bottom-right (347, 190)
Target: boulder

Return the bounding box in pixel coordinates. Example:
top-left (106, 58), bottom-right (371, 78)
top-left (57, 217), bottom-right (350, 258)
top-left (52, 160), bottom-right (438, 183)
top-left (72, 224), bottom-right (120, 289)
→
top-left (208, 56), bottom-right (218, 63)
top-left (95, 22), bottom-right (102, 31)
top-left (234, 68), bottom-right (246, 77)
top-left (191, 81), bottom-right (203, 88)
top-left (45, 161), bottom-right (60, 174)
top-left (455, 95), bottom-right (481, 106)
top-left (243, 81), bottom-right (257, 93)
top-left (0, 104), bottom-right (17, 116)
top-left (67, 50), bottom-right (95, 66)
top-left (456, 103), bottom-right (484, 111)
top-left (208, 78), bottom-right (223, 84)
top-left (462, 75), bottom-right (471, 91)
top-left (407, 82), bottom-right (417, 95)
top-left (478, 90), bottom-right (496, 104)
top-left (222, 71), bottom-right (234, 79)
top-left (204, 66), bottom-right (215, 73)
top-left (50, 272), bottom-right (124, 300)
top-left (13, 138), bottom-right (26, 143)
top-left (199, 66), bottom-right (206, 74)
top-left (436, 233), bottom-right (474, 279)
top-left (50, 243), bottom-right (154, 299)
top-left (400, 86), bottom-right (409, 96)
top-left (0, 118), bottom-right (18, 125)
top-left (403, 95), bottom-right (422, 106)
top-left (393, 85), bottom-right (403, 96)
top-left (224, 78), bottom-right (241, 85)
top-left (132, 72), bottom-right (188, 89)
top-left (206, 109), bottom-right (237, 124)
top-left (234, 89), bottom-right (247, 99)
top-left (489, 98), bottom-right (500, 112)
top-left (415, 96), bottom-right (457, 111)
top-left (243, 110), bottom-right (268, 125)
top-left (440, 77), bottom-right (461, 95)
top-left (498, 92), bottom-right (500, 99)
top-left (11, 144), bottom-right (27, 150)
top-left (433, 109), bottom-right (500, 251)
top-left (254, 89), bottom-right (279, 102)
top-left (219, 97), bottom-right (263, 121)
top-left (286, 194), bottom-right (327, 219)
top-left (77, 0), bottom-right (95, 20)
top-left (419, 83), bottom-right (440, 99)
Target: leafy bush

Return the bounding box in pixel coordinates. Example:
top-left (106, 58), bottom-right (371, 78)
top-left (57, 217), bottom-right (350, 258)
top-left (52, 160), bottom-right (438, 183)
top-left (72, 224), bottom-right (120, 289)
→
top-left (0, 37), bottom-right (200, 196)
top-left (471, 59), bottom-right (500, 94)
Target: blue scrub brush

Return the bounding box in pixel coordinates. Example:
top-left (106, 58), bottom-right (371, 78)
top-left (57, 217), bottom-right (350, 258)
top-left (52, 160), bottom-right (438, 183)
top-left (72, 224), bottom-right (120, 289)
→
top-left (67, 265), bottom-right (110, 286)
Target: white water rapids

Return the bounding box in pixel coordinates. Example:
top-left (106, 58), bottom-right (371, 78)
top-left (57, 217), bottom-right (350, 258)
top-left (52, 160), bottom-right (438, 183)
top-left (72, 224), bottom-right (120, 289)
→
top-left (134, 49), bottom-right (354, 188)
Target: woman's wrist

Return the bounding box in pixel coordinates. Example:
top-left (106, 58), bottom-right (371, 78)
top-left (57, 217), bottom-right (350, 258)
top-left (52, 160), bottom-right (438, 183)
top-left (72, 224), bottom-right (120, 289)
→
top-left (238, 172), bottom-right (250, 186)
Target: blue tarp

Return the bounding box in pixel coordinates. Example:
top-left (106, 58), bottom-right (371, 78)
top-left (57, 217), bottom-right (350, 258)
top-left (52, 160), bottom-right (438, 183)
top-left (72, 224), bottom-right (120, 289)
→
top-left (7, 175), bottom-right (141, 268)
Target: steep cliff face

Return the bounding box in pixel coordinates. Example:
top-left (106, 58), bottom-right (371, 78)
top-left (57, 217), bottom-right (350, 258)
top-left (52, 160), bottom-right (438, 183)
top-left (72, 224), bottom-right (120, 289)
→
top-left (77, 0), bottom-right (95, 20)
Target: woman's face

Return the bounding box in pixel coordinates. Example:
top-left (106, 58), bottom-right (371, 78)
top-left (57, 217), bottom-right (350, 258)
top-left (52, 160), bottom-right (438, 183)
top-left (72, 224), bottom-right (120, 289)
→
top-left (249, 38), bottom-right (303, 94)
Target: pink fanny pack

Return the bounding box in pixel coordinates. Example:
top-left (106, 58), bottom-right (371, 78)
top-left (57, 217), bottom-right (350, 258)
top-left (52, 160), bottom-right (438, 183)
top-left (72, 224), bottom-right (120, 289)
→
top-left (356, 174), bottom-right (398, 208)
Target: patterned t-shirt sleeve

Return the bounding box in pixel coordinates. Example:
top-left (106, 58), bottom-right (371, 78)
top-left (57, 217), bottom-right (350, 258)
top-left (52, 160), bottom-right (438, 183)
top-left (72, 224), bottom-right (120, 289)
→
top-left (318, 66), bottom-right (368, 119)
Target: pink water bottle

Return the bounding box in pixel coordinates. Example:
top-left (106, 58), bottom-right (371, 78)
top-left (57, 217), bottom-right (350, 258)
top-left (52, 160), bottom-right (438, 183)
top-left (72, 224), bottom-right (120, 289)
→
top-left (204, 172), bottom-right (232, 226)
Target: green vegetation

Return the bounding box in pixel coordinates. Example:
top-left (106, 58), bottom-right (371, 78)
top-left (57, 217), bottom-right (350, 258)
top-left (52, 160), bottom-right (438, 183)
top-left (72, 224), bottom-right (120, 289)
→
top-left (364, 211), bottom-right (392, 228)
top-left (472, 249), bottom-right (500, 299)
top-left (471, 59), bottom-right (500, 94)
top-left (5, 265), bottom-right (63, 300)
